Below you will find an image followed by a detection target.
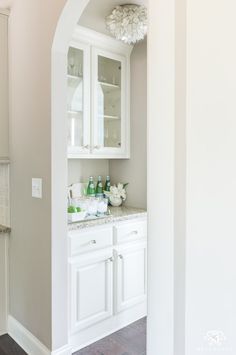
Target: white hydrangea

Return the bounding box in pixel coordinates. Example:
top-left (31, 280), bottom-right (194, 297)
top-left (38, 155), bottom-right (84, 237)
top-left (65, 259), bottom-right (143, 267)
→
top-left (108, 183), bottom-right (127, 201)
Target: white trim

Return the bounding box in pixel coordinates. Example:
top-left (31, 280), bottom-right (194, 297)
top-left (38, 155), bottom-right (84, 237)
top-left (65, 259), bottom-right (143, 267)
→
top-left (0, 159), bottom-right (10, 164)
top-left (0, 234), bottom-right (8, 335)
top-left (0, 9), bottom-right (10, 16)
top-left (74, 26), bottom-right (133, 56)
top-left (51, 344), bottom-right (73, 355)
top-left (8, 316), bottom-right (50, 355)
top-left (8, 316), bottom-right (73, 355)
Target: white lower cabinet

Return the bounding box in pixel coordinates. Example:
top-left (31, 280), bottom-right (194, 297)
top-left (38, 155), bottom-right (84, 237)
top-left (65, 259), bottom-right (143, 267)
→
top-left (69, 217), bottom-right (147, 351)
top-left (70, 249), bottom-right (113, 334)
top-left (114, 241), bottom-right (147, 313)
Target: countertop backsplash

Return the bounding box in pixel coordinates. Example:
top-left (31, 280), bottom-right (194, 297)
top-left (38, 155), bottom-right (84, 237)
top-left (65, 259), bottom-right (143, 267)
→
top-left (0, 162), bottom-right (10, 227)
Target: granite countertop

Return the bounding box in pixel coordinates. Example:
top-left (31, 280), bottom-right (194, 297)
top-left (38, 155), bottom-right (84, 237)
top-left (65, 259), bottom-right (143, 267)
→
top-left (0, 224), bottom-right (11, 234)
top-left (68, 206), bottom-right (147, 231)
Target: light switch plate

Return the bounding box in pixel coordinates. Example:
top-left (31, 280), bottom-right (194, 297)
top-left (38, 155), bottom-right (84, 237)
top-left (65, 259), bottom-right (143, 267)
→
top-left (32, 178), bottom-right (42, 199)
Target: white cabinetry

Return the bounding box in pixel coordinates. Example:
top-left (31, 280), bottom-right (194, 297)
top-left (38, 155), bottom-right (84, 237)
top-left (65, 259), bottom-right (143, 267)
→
top-left (0, 11), bottom-right (9, 159)
top-left (67, 26), bottom-right (132, 159)
top-left (115, 241), bottom-right (147, 313)
top-left (70, 249), bottom-right (113, 333)
top-left (0, 234), bottom-right (8, 335)
top-left (68, 217), bottom-right (147, 351)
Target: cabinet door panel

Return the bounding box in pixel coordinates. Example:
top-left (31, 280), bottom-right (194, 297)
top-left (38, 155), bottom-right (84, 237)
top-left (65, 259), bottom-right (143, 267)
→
top-left (67, 42), bottom-right (90, 158)
top-left (115, 242), bottom-right (147, 313)
top-left (92, 48), bottom-right (128, 157)
top-left (70, 250), bottom-right (113, 333)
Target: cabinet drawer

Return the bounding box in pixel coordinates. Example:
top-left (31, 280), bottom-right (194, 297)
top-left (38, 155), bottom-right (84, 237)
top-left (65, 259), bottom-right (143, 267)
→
top-left (68, 226), bottom-right (113, 257)
top-left (114, 219), bottom-right (147, 244)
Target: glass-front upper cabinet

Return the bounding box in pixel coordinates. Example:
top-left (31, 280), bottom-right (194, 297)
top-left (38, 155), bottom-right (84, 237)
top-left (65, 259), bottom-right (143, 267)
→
top-left (67, 43), bottom-right (90, 157)
top-left (67, 26), bottom-right (132, 159)
top-left (92, 49), bottom-right (126, 157)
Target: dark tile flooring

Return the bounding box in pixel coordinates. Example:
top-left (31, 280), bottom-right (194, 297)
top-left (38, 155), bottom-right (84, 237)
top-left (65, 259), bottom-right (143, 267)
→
top-left (0, 318), bottom-right (146, 355)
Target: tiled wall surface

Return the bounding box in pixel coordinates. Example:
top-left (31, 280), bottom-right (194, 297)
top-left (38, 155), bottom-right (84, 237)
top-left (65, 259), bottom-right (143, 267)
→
top-left (0, 163), bottom-right (10, 226)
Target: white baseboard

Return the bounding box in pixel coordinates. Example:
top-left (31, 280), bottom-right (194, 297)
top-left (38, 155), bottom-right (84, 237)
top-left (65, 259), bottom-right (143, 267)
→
top-left (8, 316), bottom-right (72, 355)
top-left (0, 329), bottom-right (7, 336)
top-left (51, 344), bottom-right (73, 355)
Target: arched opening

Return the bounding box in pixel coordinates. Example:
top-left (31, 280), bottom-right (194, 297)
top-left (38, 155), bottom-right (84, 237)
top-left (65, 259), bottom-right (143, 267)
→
top-left (51, 0), bottom-right (177, 354)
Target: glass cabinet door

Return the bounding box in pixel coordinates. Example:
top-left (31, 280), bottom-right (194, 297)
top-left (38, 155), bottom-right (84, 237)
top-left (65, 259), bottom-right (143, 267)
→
top-left (93, 49), bottom-right (126, 156)
top-left (67, 44), bottom-right (90, 157)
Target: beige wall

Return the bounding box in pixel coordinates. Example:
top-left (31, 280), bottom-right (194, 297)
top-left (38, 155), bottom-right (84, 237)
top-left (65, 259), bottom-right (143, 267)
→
top-left (109, 40), bottom-right (147, 209)
top-left (68, 159), bottom-right (109, 186)
top-left (0, 12), bottom-right (9, 158)
top-left (8, 0), bottom-right (66, 349)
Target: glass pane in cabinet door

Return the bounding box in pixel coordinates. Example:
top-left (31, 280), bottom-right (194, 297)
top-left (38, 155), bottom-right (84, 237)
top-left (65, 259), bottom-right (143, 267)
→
top-left (67, 47), bottom-right (84, 148)
top-left (97, 55), bottom-right (121, 148)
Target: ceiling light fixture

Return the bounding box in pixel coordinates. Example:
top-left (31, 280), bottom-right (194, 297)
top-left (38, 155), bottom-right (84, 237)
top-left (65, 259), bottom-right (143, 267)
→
top-left (106, 4), bottom-right (147, 45)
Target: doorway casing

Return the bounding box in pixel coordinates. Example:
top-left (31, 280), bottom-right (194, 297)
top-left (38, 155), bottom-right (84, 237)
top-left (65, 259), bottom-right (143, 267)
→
top-left (52, 0), bottom-right (182, 354)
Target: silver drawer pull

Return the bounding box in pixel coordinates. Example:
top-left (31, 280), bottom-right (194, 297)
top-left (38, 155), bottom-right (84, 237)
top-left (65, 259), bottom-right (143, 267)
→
top-left (107, 257), bottom-right (114, 262)
top-left (119, 254), bottom-right (123, 259)
top-left (90, 240), bottom-right (97, 244)
top-left (83, 145), bottom-right (90, 149)
top-left (131, 230), bottom-right (138, 235)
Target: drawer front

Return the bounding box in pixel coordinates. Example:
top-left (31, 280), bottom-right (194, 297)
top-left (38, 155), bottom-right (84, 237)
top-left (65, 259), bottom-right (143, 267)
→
top-left (69, 226), bottom-right (113, 257)
top-left (114, 219), bottom-right (147, 244)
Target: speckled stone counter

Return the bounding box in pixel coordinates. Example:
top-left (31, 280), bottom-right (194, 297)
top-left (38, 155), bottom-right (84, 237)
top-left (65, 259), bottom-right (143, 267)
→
top-left (0, 224), bottom-right (11, 234)
top-left (68, 206), bottom-right (147, 231)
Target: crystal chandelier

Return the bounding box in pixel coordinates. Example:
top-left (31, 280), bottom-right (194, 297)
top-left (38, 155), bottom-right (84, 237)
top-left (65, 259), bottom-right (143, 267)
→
top-left (106, 5), bottom-right (147, 45)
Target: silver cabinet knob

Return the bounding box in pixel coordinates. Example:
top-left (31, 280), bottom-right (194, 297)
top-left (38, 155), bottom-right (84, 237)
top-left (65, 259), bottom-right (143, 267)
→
top-left (119, 254), bottom-right (123, 259)
top-left (132, 230), bottom-right (138, 235)
top-left (90, 240), bottom-right (97, 244)
top-left (107, 257), bottom-right (114, 262)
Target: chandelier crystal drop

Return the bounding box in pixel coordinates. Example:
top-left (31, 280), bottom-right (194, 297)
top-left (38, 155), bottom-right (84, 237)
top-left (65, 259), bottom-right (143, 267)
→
top-left (106, 5), bottom-right (147, 45)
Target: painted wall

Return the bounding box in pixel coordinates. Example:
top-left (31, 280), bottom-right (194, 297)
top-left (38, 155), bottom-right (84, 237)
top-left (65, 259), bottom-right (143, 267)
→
top-left (0, 12), bottom-right (9, 158)
top-left (8, 0), bottom-right (66, 349)
top-left (68, 159), bottom-right (109, 185)
top-left (185, 0), bottom-right (236, 353)
top-left (109, 40), bottom-right (147, 209)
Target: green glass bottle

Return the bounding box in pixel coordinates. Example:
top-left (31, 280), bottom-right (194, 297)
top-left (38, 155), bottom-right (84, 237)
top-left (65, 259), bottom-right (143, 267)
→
top-left (87, 176), bottom-right (96, 197)
top-left (96, 176), bottom-right (103, 197)
top-left (104, 176), bottom-right (111, 192)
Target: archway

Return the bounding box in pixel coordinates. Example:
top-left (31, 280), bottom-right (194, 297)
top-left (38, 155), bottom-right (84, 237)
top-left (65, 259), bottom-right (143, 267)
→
top-left (51, 0), bottom-right (178, 354)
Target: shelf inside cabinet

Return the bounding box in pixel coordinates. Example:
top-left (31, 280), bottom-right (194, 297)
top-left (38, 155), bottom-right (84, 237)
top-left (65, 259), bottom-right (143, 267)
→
top-left (99, 115), bottom-right (120, 120)
top-left (98, 81), bottom-right (120, 94)
top-left (68, 110), bottom-right (82, 115)
top-left (67, 74), bottom-right (83, 80)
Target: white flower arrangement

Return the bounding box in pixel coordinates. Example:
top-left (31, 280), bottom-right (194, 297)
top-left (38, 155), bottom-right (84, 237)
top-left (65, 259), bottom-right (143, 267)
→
top-left (106, 5), bottom-right (147, 45)
top-left (104, 183), bottom-right (128, 207)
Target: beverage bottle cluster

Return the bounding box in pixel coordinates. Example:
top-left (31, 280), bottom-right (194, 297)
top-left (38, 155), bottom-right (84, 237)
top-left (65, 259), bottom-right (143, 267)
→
top-left (87, 176), bottom-right (111, 197)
